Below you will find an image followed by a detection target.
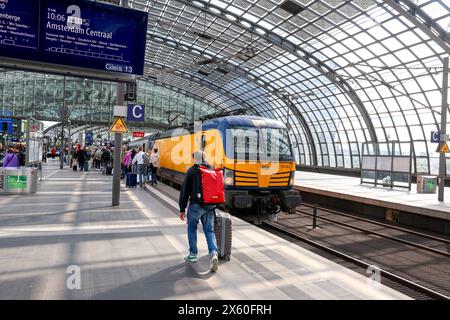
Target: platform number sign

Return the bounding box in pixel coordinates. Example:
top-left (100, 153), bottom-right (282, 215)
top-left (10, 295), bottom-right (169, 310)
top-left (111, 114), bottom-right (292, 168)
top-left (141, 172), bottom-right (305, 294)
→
top-left (431, 131), bottom-right (440, 143)
top-left (127, 104), bottom-right (145, 122)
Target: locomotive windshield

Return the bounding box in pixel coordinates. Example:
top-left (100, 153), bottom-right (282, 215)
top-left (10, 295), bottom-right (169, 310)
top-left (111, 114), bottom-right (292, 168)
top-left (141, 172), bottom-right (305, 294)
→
top-left (227, 126), bottom-right (293, 161)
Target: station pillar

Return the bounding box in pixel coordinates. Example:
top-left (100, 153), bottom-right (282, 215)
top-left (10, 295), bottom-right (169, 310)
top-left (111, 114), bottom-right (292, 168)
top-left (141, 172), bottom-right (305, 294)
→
top-left (112, 83), bottom-right (124, 207)
top-left (438, 57), bottom-right (449, 202)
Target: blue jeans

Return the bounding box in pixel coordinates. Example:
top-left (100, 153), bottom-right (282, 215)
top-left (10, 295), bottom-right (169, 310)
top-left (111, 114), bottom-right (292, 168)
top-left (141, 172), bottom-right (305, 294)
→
top-left (137, 164), bottom-right (145, 186)
top-left (187, 202), bottom-right (218, 255)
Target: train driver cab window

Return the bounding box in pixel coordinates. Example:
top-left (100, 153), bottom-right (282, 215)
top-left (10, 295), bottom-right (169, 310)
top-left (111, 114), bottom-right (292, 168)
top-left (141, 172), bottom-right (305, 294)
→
top-left (229, 126), bottom-right (258, 161)
top-left (258, 128), bottom-right (293, 161)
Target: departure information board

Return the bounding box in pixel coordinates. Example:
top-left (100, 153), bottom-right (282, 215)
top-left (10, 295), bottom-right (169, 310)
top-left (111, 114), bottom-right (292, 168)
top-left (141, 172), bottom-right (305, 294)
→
top-left (0, 0), bottom-right (39, 52)
top-left (0, 0), bottom-right (148, 76)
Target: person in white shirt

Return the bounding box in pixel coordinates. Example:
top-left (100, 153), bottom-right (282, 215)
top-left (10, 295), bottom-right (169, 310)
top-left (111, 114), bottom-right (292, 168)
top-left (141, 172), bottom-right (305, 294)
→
top-left (149, 148), bottom-right (160, 186)
top-left (132, 147), bottom-right (148, 188)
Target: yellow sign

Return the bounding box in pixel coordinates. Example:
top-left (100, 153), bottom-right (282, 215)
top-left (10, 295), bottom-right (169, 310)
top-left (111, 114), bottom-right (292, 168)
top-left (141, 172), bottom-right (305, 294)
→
top-left (440, 142), bottom-right (450, 153)
top-left (109, 116), bottom-right (128, 133)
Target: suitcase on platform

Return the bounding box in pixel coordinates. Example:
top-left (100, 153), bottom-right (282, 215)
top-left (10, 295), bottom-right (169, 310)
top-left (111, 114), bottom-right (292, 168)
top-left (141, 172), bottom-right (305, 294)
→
top-left (214, 210), bottom-right (232, 261)
top-left (73, 165), bottom-right (78, 171)
top-left (126, 172), bottom-right (137, 187)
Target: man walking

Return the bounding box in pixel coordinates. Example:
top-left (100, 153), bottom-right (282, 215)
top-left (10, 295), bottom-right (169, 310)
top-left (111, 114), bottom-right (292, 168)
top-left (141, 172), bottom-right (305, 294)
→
top-left (179, 151), bottom-right (219, 272)
top-left (132, 147), bottom-right (148, 188)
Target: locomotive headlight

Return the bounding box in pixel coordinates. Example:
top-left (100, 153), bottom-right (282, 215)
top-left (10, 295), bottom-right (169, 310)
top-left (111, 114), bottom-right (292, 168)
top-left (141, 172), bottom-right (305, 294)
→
top-left (224, 168), bottom-right (234, 186)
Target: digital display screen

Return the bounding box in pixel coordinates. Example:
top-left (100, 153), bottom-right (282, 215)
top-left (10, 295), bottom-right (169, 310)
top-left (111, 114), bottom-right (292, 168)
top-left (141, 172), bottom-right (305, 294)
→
top-left (0, 0), bottom-right (39, 52)
top-left (0, 0), bottom-right (148, 75)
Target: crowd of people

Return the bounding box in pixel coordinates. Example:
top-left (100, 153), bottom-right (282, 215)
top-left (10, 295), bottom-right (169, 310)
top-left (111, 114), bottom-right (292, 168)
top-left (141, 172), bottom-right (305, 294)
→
top-left (69, 144), bottom-right (160, 186)
top-left (69, 144), bottom-right (112, 172)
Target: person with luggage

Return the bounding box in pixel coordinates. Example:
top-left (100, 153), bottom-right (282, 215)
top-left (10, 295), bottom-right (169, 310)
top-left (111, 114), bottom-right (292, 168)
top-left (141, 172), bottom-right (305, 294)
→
top-left (131, 147), bottom-right (149, 188)
top-left (123, 149), bottom-right (132, 175)
top-left (149, 148), bottom-right (160, 186)
top-left (179, 151), bottom-right (221, 272)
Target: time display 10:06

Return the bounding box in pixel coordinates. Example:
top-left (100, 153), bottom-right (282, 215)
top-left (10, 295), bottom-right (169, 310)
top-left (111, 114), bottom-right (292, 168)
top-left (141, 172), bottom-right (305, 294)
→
top-left (47, 12), bottom-right (66, 22)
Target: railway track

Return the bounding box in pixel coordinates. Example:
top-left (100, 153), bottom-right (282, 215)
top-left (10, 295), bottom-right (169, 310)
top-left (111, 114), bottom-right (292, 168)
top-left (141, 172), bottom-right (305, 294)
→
top-left (297, 203), bottom-right (450, 258)
top-left (262, 204), bottom-right (450, 300)
top-left (263, 220), bottom-right (450, 300)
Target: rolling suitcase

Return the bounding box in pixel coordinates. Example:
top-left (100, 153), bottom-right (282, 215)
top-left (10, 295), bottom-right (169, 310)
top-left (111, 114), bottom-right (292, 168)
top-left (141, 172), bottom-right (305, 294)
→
top-left (214, 210), bottom-right (232, 261)
top-left (84, 161), bottom-right (89, 171)
top-left (105, 166), bottom-right (113, 175)
top-left (126, 165), bottom-right (137, 187)
top-left (126, 173), bottom-right (137, 187)
top-left (73, 165), bottom-right (78, 171)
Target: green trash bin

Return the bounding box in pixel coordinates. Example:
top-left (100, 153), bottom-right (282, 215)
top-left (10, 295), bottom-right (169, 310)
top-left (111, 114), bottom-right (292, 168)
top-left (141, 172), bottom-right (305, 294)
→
top-left (424, 177), bottom-right (437, 193)
top-left (417, 175), bottom-right (437, 193)
top-left (1, 168), bottom-right (38, 194)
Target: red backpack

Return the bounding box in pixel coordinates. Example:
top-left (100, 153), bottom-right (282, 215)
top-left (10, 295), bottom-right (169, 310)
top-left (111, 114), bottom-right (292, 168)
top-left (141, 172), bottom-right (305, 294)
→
top-left (198, 165), bottom-right (225, 205)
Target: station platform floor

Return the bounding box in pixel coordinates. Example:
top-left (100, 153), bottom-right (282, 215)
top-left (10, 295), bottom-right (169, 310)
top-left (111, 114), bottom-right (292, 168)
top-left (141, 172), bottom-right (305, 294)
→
top-left (0, 159), bottom-right (410, 300)
top-left (294, 171), bottom-right (450, 222)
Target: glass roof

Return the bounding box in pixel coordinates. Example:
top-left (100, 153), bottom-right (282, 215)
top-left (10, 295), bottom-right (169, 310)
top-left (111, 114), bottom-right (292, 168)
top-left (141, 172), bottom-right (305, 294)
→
top-left (2, 0), bottom-right (450, 175)
top-left (125, 0), bottom-right (450, 174)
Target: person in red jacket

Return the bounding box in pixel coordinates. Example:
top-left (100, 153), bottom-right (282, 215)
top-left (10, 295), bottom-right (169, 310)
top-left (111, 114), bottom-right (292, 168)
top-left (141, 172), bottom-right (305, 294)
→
top-left (179, 151), bottom-right (219, 272)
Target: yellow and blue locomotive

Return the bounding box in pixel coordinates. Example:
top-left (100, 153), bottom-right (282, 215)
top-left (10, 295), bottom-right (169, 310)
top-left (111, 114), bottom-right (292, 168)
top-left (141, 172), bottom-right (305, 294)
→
top-left (132, 114), bottom-right (301, 223)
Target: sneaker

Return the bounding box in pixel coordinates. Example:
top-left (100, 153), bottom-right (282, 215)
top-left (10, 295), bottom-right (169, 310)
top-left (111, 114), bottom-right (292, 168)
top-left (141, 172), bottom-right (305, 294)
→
top-left (184, 253), bottom-right (198, 262)
top-left (210, 252), bottom-right (219, 272)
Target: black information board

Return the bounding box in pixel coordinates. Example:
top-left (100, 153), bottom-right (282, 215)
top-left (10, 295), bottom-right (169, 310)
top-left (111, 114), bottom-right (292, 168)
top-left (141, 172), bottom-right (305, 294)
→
top-left (0, 0), bottom-right (148, 76)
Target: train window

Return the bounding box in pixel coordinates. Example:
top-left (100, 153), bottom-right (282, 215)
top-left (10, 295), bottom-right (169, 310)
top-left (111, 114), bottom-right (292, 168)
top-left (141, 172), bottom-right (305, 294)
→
top-left (201, 135), bottom-right (206, 150)
top-left (230, 126), bottom-right (258, 161)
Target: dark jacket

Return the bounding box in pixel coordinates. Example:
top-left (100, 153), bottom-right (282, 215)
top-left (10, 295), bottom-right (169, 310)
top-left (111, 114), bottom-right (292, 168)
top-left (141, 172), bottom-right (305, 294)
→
top-left (77, 150), bottom-right (86, 163)
top-left (101, 150), bottom-right (111, 162)
top-left (179, 163), bottom-right (210, 212)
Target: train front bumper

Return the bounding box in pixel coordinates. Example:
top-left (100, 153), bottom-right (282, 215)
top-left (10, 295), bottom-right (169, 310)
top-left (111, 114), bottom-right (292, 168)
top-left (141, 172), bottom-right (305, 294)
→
top-left (225, 189), bottom-right (301, 211)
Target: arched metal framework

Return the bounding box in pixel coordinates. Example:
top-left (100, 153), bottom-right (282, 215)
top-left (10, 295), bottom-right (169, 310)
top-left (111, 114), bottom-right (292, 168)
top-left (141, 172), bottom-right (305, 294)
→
top-left (1, 0), bottom-right (450, 173)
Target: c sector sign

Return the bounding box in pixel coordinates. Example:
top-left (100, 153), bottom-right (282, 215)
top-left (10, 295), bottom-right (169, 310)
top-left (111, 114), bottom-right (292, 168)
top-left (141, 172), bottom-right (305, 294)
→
top-left (0, 0), bottom-right (148, 76)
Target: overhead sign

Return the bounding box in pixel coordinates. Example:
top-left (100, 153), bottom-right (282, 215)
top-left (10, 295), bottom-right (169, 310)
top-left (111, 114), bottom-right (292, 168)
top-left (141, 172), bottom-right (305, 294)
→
top-left (109, 116), bottom-right (128, 133)
top-left (431, 131), bottom-right (440, 143)
top-left (85, 131), bottom-right (93, 146)
top-left (0, 0), bottom-right (148, 75)
top-left (127, 104), bottom-right (145, 122)
top-left (132, 131), bottom-right (145, 138)
top-left (0, 0), bottom-right (39, 53)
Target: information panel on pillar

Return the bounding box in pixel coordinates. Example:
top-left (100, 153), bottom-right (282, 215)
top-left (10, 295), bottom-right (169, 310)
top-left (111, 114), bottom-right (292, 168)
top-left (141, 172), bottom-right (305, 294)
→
top-left (0, 0), bottom-right (148, 76)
